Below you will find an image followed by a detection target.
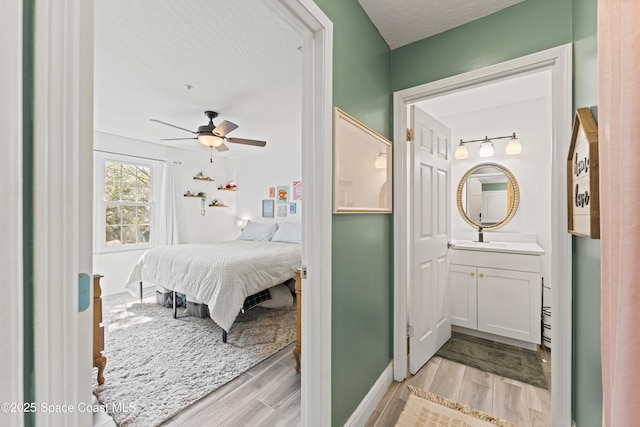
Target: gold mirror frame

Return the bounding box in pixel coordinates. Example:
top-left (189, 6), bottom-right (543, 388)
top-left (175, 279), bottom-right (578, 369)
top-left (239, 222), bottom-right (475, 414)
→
top-left (456, 162), bottom-right (520, 230)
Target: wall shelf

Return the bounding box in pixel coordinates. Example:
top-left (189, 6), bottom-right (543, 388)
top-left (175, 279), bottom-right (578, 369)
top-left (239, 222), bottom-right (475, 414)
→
top-left (193, 177), bottom-right (215, 182)
top-left (208, 204), bottom-right (229, 208)
top-left (184, 194), bottom-right (206, 198)
top-left (218, 188), bottom-right (237, 192)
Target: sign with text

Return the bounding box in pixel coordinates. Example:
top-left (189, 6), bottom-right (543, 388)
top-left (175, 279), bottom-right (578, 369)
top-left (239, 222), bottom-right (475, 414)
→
top-left (567, 108), bottom-right (600, 238)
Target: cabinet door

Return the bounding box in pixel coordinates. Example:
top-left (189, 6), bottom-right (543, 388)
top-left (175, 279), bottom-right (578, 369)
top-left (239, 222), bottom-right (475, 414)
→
top-left (477, 267), bottom-right (541, 344)
top-left (450, 264), bottom-right (477, 329)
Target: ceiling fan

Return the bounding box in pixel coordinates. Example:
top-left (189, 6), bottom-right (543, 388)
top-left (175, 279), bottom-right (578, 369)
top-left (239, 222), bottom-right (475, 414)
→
top-left (150, 110), bottom-right (267, 161)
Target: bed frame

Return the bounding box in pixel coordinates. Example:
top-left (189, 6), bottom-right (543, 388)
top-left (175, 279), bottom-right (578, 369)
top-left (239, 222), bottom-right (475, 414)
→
top-left (137, 282), bottom-right (244, 343)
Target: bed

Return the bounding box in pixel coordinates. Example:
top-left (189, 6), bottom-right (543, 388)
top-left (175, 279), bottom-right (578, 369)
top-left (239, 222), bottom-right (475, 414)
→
top-left (125, 221), bottom-right (302, 341)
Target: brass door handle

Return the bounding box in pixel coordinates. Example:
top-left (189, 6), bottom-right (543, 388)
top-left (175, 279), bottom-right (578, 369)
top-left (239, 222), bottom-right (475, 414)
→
top-left (479, 273), bottom-right (484, 278)
top-left (470, 272), bottom-right (475, 277)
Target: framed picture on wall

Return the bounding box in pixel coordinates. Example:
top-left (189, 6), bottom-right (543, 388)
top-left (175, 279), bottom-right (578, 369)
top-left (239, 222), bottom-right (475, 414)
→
top-left (567, 107), bottom-right (600, 238)
top-left (333, 107), bottom-right (392, 213)
top-left (262, 199), bottom-right (274, 218)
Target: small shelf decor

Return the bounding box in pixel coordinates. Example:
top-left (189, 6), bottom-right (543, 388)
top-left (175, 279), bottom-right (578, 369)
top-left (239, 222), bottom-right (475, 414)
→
top-left (209, 198), bottom-right (228, 207)
top-left (193, 171), bottom-right (214, 181)
top-left (218, 180), bottom-right (237, 191)
top-left (184, 191), bottom-right (207, 198)
top-left (567, 107), bottom-right (600, 239)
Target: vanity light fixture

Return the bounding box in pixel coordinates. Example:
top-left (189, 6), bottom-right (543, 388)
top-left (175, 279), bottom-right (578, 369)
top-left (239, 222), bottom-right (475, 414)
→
top-left (505, 134), bottom-right (522, 155)
top-left (479, 140), bottom-right (494, 157)
top-left (455, 132), bottom-right (521, 159)
top-left (374, 151), bottom-right (387, 168)
top-left (454, 141), bottom-right (469, 159)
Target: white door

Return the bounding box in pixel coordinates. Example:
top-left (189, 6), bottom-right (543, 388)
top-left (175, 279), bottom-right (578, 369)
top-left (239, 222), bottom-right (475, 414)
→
top-left (409, 106), bottom-right (452, 374)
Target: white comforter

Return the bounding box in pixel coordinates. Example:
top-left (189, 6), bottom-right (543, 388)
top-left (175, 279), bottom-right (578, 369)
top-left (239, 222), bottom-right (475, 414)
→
top-left (125, 240), bottom-right (301, 332)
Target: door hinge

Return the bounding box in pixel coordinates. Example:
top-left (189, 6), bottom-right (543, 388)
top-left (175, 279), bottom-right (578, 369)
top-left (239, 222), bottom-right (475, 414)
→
top-left (406, 323), bottom-right (413, 338)
top-left (301, 266), bottom-right (308, 279)
top-left (406, 128), bottom-right (414, 142)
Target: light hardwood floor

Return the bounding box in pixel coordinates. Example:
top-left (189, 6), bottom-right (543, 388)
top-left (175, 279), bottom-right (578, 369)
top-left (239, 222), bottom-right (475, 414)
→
top-left (157, 343), bottom-right (300, 427)
top-left (93, 340), bottom-right (550, 427)
top-left (365, 345), bottom-right (552, 427)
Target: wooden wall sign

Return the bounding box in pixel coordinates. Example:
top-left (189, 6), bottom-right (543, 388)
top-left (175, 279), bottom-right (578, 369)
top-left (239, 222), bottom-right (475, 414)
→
top-left (567, 107), bottom-right (600, 238)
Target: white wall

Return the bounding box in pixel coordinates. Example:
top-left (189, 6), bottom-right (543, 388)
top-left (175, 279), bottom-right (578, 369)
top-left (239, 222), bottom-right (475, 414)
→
top-left (93, 131), bottom-right (237, 295)
top-left (235, 146), bottom-right (302, 225)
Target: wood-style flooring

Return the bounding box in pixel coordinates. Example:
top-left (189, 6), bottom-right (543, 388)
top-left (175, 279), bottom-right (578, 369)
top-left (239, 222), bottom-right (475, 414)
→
top-left (93, 340), bottom-right (551, 427)
top-left (366, 345), bottom-right (552, 427)
top-left (157, 343), bottom-right (301, 427)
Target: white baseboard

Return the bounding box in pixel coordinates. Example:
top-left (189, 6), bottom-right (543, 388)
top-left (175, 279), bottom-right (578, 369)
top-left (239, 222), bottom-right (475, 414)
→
top-left (344, 362), bottom-right (394, 427)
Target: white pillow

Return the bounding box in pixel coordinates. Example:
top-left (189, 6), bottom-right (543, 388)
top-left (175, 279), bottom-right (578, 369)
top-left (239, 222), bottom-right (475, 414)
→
top-left (271, 222), bottom-right (302, 244)
top-left (237, 220), bottom-right (278, 241)
top-left (259, 284), bottom-right (294, 308)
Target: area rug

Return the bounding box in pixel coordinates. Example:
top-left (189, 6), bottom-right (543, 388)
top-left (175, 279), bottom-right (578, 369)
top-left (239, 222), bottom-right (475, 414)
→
top-left (395, 385), bottom-right (516, 427)
top-left (436, 332), bottom-right (547, 389)
top-left (93, 291), bottom-right (296, 427)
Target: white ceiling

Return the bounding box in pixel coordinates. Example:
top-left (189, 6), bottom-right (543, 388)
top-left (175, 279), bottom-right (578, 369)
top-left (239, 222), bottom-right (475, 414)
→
top-left (94, 0), bottom-right (302, 159)
top-left (95, 1), bottom-right (529, 160)
top-left (357, 0), bottom-right (525, 50)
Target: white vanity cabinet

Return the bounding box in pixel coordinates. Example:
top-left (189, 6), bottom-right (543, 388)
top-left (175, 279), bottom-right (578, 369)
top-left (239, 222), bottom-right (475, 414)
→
top-left (450, 241), bottom-right (543, 345)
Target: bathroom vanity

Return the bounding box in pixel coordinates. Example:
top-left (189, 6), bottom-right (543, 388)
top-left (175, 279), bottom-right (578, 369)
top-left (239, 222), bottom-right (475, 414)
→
top-left (450, 240), bottom-right (544, 349)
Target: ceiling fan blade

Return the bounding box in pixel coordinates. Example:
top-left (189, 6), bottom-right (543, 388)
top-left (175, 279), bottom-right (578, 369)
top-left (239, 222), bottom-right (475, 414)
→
top-left (215, 142), bottom-right (230, 152)
top-left (226, 137), bottom-right (267, 147)
top-left (213, 120), bottom-right (239, 137)
top-left (160, 137), bottom-right (197, 141)
top-left (150, 119), bottom-right (196, 134)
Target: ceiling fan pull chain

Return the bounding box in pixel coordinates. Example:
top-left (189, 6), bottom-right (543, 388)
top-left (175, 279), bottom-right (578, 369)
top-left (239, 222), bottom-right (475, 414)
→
top-left (210, 147), bottom-right (213, 163)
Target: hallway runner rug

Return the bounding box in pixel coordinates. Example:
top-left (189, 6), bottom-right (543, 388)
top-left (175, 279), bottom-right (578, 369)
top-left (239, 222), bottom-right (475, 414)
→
top-left (93, 290), bottom-right (296, 427)
top-left (395, 385), bottom-right (516, 427)
top-left (435, 332), bottom-right (548, 389)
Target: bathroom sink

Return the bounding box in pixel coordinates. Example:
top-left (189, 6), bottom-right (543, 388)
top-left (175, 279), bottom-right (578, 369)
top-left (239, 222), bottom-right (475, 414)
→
top-left (451, 240), bottom-right (543, 255)
top-left (457, 241), bottom-right (507, 248)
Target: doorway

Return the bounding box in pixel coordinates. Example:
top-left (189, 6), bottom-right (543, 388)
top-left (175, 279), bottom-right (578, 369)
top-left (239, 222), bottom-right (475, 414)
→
top-left (393, 44), bottom-right (573, 426)
top-left (29, 1), bottom-right (333, 426)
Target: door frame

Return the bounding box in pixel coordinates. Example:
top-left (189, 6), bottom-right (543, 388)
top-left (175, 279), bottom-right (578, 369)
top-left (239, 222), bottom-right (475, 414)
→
top-left (263, 0), bottom-right (334, 424)
top-left (1, 1), bottom-right (24, 426)
top-left (35, 0), bottom-right (334, 425)
top-left (393, 44), bottom-right (573, 426)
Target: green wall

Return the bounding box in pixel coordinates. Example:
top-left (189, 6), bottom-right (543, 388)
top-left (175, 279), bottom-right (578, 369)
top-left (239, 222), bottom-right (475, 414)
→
top-left (390, 0), bottom-right (603, 425)
top-left (314, 0), bottom-right (602, 424)
top-left (391, 0), bottom-right (573, 92)
top-left (22, 1), bottom-right (36, 426)
top-left (312, 1), bottom-right (393, 425)
top-left (571, 0), bottom-right (602, 425)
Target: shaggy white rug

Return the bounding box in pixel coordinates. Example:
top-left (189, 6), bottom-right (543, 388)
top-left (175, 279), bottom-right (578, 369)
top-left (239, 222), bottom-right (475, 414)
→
top-left (93, 291), bottom-right (296, 427)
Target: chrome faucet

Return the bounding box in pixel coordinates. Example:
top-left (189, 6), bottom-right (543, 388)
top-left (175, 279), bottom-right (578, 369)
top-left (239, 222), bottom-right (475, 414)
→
top-left (477, 226), bottom-right (484, 242)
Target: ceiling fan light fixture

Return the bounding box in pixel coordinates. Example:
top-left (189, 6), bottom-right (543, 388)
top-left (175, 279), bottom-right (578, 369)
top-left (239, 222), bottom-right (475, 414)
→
top-left (198, 133), bottom-right (224, 147)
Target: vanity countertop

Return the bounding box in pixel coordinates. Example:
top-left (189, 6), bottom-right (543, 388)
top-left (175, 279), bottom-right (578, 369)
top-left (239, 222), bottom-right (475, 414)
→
top-left (451, 240), bottom-right (544, 255)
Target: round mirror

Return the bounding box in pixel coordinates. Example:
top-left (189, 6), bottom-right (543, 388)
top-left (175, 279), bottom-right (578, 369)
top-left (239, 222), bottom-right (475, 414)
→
top-left (456, 163), bottom-right (519, 230)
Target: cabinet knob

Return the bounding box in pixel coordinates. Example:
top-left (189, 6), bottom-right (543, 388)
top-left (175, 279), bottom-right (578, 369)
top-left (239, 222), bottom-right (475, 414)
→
top-left (479, 273), bottom-right (484, 278)
top-left (470, 272), bottom-right (475, 277)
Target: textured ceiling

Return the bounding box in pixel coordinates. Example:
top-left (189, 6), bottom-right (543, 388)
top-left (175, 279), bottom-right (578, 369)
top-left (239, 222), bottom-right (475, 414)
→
top-left (95, 1), bottom-right (528, 160)
top-left (358, 0), bottom-right (525, 49)
top-left (94, 0), bottom-right (302, 159)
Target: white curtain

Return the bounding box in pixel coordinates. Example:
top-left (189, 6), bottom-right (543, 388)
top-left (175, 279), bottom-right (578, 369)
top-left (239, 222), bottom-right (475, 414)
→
top-left (157, 161), bottom-right (179, 245)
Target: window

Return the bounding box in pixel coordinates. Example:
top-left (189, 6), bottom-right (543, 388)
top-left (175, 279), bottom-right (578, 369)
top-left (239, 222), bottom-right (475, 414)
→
top-left (94, 152), bottom-right (162, 252)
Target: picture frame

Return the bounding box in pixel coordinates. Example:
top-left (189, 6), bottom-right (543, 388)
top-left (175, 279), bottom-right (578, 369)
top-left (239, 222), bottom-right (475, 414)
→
top-left (262, 199), bottom-right (274, 218)
top-left (567, 107), bottom-right (600, 239)
top-left (333, 107), bottom-right (392, 213)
